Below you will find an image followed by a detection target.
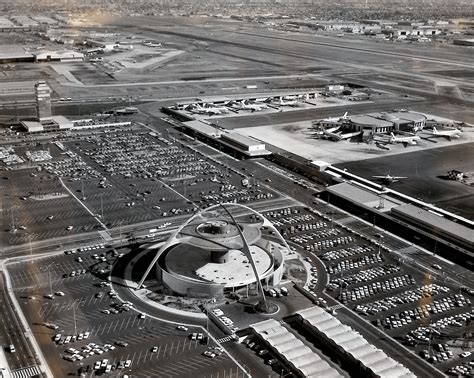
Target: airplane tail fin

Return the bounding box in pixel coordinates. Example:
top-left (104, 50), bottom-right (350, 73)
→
top-left (342, 112), bottom-right (348, 119)
top-left (432, 127), bottom-right (438, 134)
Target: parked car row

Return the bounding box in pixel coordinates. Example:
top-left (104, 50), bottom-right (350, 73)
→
top-left (269, 214), bottom-right (314, 227)
top-left (93, 358), bottom-right (131, 372)
top-left (80, 133), bottom-right (218, 180)
top-left (41, 152), bottom-right (101, 179)
top-left (303, 236), bottom-right (354, 251)
top-left (54, 332), bottom-right (91, 345)
top-left (447, 362), bottom-right (473, 376)
top-left (355, 284), bottom-right (450, 315)
top-left (340, 275), bottom-right (415, 303)
top-left (203, 346), bottom-right (224, 359)
top-left (320, 245), bottom-right (374, 261)
top-left (327, 253), bottom-right (383, 275)
top-left (382, 295), bottom-right (471, 330)
top-left (408, 310), bottom-right (474, 342)
top-left (329, 264), bottom-right (400, 289)
top-left (280, 221), bottom-right (328, 236)
top-left (287, 226), bottom-right (337, 241)
top-left (62, 269), bottom-right (88, 278)
top-left (419, 343), bottom-right (455, 364)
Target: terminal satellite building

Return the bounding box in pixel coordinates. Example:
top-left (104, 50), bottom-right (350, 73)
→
top-left (318, 111), bottom-right (427, 134)
top-left (138, 204), bottom-right (287, 298)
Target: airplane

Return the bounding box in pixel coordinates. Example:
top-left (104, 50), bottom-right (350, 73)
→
top-left (389, 132), bottom-right (420, 147)
top-left (372, 174), bottom-right (407, 185)
top-left (430, 127), bottom-right (462, 140)
top-left (231, 100), bottom-right (267, 112)
top-left (310, 112), bottom-right (349, 131)
top-left (310, 125), bottom-right (361, 141)
top-left (274, 97), bottom-right (300, 107)
top-left (143, 42), bottom-right (162, 47)
top-left (319, 112), bottom-right (348, 123)
top-left (187, 104), bottom-right (229, 116)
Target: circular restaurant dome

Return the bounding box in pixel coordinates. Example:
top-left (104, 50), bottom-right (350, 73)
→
top-left (137, 203), bottom-right (289, 298)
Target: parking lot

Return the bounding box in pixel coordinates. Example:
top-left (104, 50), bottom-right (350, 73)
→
top-left (250, 205), bottom-right (473, 375)
top-left (7, 245), bottom-right (242, 377)
top-left (1, 122), bottom-right (280, 248)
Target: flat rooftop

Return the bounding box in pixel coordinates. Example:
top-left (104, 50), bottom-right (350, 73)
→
top-left (221, 132), bottom-right (264, 148)
top-left (0, 45), bottom-right (34, 60)
top-left (348, 114), bottom-right (393, 127)
top-left (391, 204), bottom-right (474, 245)
top-left (327, 182), bottom-right (403, 212)
top-left (182, 120), bottom-right (222, 138)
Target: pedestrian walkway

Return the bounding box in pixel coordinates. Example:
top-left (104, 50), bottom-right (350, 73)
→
top-left (216, 335), bottom-right (234, 344)
top-left (329, 303), bottom-right (345, 310)
top-left (11, 365), bottom-right (41, 378)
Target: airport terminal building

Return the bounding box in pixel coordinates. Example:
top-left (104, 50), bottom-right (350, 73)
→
top-left (318, 111), bottom-right (427, 134)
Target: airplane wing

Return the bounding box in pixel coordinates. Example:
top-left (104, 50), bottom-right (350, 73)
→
top-left (392, 176), bottom-right (407, 179)
top-left (372, 176), bottom-right (386, 179)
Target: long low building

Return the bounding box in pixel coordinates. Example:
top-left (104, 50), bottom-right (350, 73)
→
top-left (296, 307), bottom-right (415, 378)
top-left (250, 318), bottom-right (344, 378)
top-left (220, 133), bottom-right (271, 157)
top-left (180, 120), bottom-right (271, 157)
top-left (391, 204), bottom-right (473, 251)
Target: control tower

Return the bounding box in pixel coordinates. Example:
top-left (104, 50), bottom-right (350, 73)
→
top-left (35, 81), bottom-right (52, 122)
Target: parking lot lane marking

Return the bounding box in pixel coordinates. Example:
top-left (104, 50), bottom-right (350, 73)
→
top-left (131, 316), bottom-right (137, 328)
top-left (124, 316), bottom-right (131, 330)
top-left (131, 351), bottom-right (136, 365)
top-left (96, 322), bottom-right (104, 334)
top-left (156, 344), bottom-right (162, 358)
top-left (189, 355), bottom-right (215, 367)
top-left (169, 341), bottom-right (174, 357)
top-left (86, 296), bottom-right (94, 306)
top-left (163, 343), bottom-right (168, 356)
top-left (107, 320), bottom-right (114, 334)
top-left (118, 317), bottom-right (126, 331)
top-left (136, 350), bottom-right (143, 364)
top-left (182, 337), bottom-right (186, 352)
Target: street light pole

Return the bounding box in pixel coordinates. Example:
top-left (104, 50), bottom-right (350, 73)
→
top-left (73, 301), bottom-right (77, 336)
top-left (49, 266), bottom-right (53, 296)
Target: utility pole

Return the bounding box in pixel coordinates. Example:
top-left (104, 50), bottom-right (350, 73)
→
top-left (100, 193), bottom-right (104, 219)
top-left (46, 262), bottom-right (54, 296)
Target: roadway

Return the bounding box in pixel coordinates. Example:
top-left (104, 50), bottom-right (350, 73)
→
top-left (0, 272), bottom-right (37, 372)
